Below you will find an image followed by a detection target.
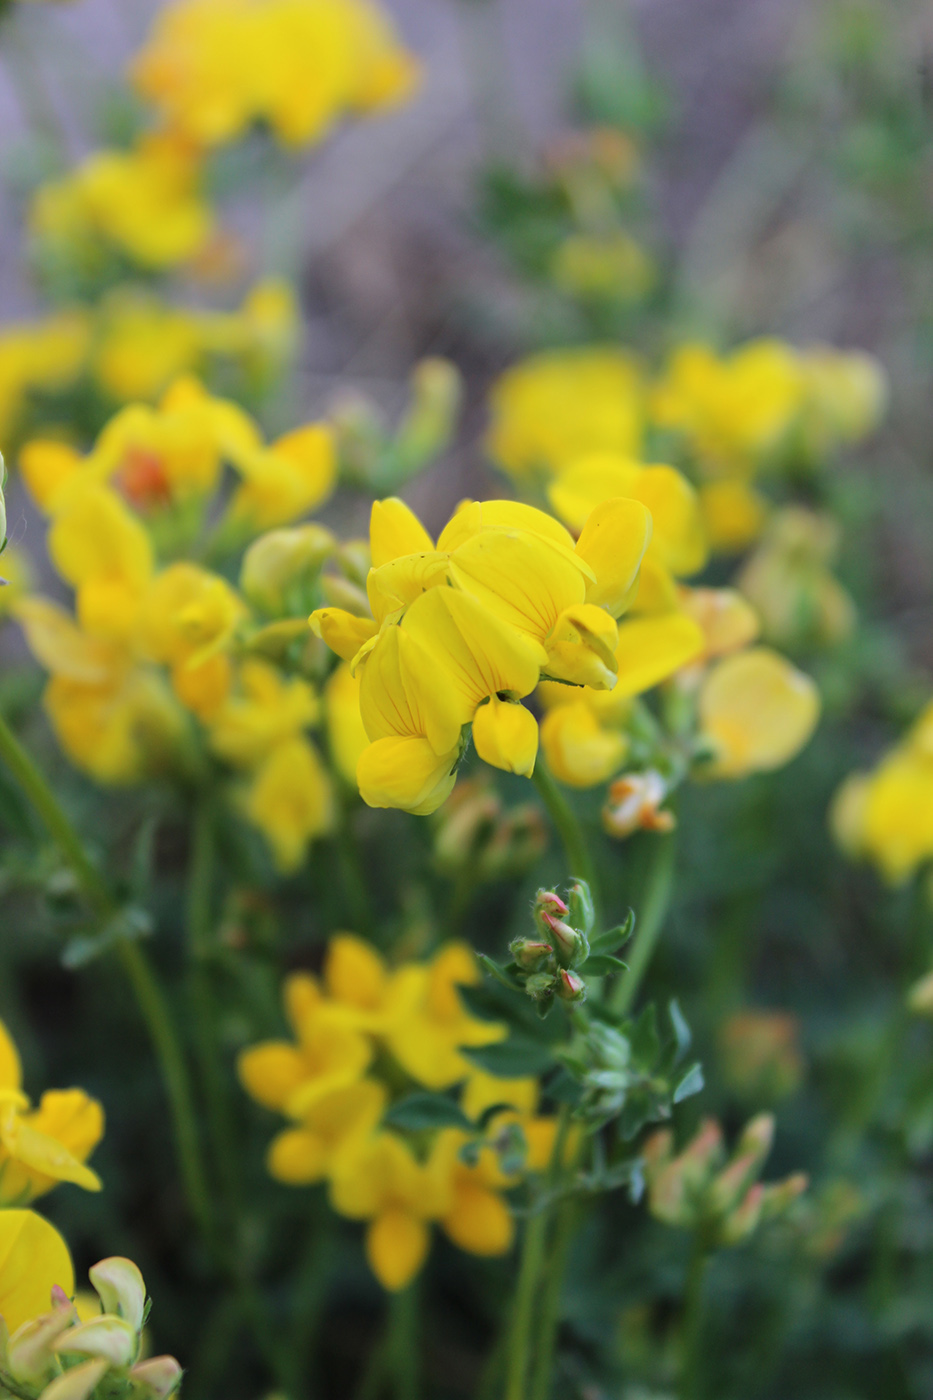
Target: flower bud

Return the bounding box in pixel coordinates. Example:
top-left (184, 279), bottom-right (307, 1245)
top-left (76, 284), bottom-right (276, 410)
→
top-left (509, 938), bottom-right (553, 972)
top-left (555, 969), bottom-right (586, 1003)
top-left (567, 879), bottom-right (595, 936)
top-left (320, 573), bottom-right (370, 616)
top-left (908, 970), bottom-right (933, 1016)
top-left (88, 1258), bottom-right (146, 1333)
top-left (602, 771), bottom-right (675, 840)
top-left (7, 1303), bottom-right (76, 1386)
top-left (533, 889), bottom-right (568, 939)
top-left (542, 912), bottom-right (587, 969)
top-left (39, 1357), bottom-right (109, 1400)
top-left (434, 782), bottom-right (500, 874)
top-left (240, 524), bottom-right (334, 614)
top-left (394, 358), bottom-right (463, 478)
top-left (524, 971), bottom-right (557, 1002)
top-left (55, 1316), bottom-right (139, 1368)
top-left (128, 1355), bottom-right (184, 1399)
top-left (718, 1183), bottom-right (765, 1246)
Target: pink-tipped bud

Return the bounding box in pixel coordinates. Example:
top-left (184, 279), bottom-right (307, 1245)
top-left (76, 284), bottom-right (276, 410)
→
top-left (533, 889), bottom-right (569, 937)
top-left (542, 912), bottom-right (584, 968)
top-left (510, 938), bottom-right (553, 971)
top-left (556, 969), bottom-right (586, 1003)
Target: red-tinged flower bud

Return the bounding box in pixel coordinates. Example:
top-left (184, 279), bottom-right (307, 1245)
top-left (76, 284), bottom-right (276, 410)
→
top-left (556, 969), bottom-right (586, 1003)
top-left (542, 912), bottom-right (587, 968)
top-left (533, 889), bottom-right (568, 939)
top-left (510, 937), bottom-right (554, 971)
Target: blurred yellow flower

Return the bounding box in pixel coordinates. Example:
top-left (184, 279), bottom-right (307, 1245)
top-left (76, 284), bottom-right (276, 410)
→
top-left (697, 647), bottom-right (820, 779)
top-left (329, 1131), bottom-right (447, 1291)
top-left (266, 1079), bottom-right (387, 1185)
top-left (651, 340), bottom-right (804, 475)
top-left (0, 311), bottom-right (90, 453)
top-left (226, 422), bottom-right (336, 530)
top-left (240, 734), bottom-right (335, 871)
top-left (0, 1017), bottom-right (103, 1205)
top-left (209, 658), bottom-right (319, 768)
top-left (383, 943), bottom-right (504, 1090)
top-left (0, 1211), bottom-right (74, 1337)
top-left (486, 347), bottom-right (643, 483)
top-left (131, 0), bottom-right (420, 150)
top-left (30, 134), bottom-right (213, 272)
top-left (830, 701), bottom-right (933, 884)
top-left (738, 506), bottom-right (855, 650)
top-left (699, 479), bottom-right (769, 554)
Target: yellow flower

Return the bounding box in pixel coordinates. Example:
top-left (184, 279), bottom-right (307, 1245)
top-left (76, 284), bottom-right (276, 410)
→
top-left (797, 347), bottom-right (887, 455)
top-left (650, 339), bottom-right (804, 474)
top-left (314, 493), bottom-right (655, 811)
top-left (140, 561), bottom-right (245, 669)
top-left (209, 659), bottom-right (319, 768)
top-left (0, 1018), bottom-right (103, 1206)
top-left (830, 701), bottom-right (933, 884)
top-left (14, 597), bottom-right (184, 785)
top-left (241, 735), bottom-right (335, 871)
top-left (324, 662), bottom-right (369, 786)
top-left (486, 346), bottom-right (643, 483)
top-left (238, 973), bottom-right (372, 1118)
top-left (460, 1071), bottom-right (568, 1174)
top-left (383, 943), bottom-right (504, 1090)
top-left (697, 647), bottom-right (820, 779)
top-left (699, 479), bottom-right (769, 553)
top-left (46, 483), bottom-right (154, 644)
top-left (0, 1211), bottom-right (74, 1337)
top-left (428, 1130), bottom-right (515, 1257)
top-left (540, 699), bottom-right (629, 789)
top-left (266, 1079), bottom-right (387, 1186)
top-left (547, 453), bottom-right (708, 581)
top-left (329, 1131), bottom-right (448, 1291)
top-left (0, 311), bottom-right (90, 452)
top-left (131, 0), bottom-right (419, 151)
top-left (737, 507), bottom-right (855, 650)
top-left (226, 423), bottom-right (336, 530)
top-left (30, 134), bottom-right (213, 272)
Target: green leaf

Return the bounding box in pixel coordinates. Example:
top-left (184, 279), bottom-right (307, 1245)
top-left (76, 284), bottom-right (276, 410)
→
top-left (461, 1038), bottom-right (555, 1078)
top-left (668, 998), bottom-right (692, 1059)
top-left (630, 1002), bottom-right (661, 1068)
top-left (475, 1102), bottom-right (517, 1131)
top-left (672, 1062), bottom-right (704, 1104)
top-left (589, 911), bottom-right (635, 955)
top-left (385, 1093), bottom-right (473, 1132)
top-left (477, 952), bottom-right (522, 991)
top-left (582, 954), bottom-right (628, 975)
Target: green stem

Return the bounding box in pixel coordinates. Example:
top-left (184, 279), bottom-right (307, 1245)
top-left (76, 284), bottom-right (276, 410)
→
top-left (387, 1283), bottom-right (420, 1400)
top-left (504, 1204), bottom-right (550, 1400)
top-left (0, 708), bottom-right (214, 1242)
top-left (504, 1108), bottom-right (572, 1400)
top-left (680, 1232), bottom-right (709, 1400)
top-left (532, 761), bottom-right (599, 903)
top-left (528, 1195), bottom-right (581, 1400)
top-left (186, 797), bottom-right (239, 1216)
top-left (611, 832), bottom-right (677, 1016)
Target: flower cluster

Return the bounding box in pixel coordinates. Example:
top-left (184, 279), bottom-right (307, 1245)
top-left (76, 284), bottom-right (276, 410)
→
top-left (642, 1114), bottom-right (807, 1247)
top-left (310, 492), bottom-right (683, 813)
top-left (0, 1229), bottom-right (181, 1400)
top-left (238, 934), bottom-right (565, 1289)
top-left (13, 379), bottom-right (345, 870)
top-left (832, 699), bottom-right (933, 883)
top-left (131, 0), bottom-right (419, 150)
top-left (487, 338), bottom-right (886, 554)
top-left (0, 281), bottom-right (297, 455)
top-left (29, 134), bottom-right (212, 275)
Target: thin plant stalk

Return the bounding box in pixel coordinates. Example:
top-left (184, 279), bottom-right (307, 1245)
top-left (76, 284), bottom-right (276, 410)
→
top-left (528, 1195), bottom-right (582, 1400)
top-left (0, 707), bottom-right (214, 1241)
top-left (504, 1108), bottom-right (572, 1400)
top-left (680, 1231), bottom-right (709, 1400)
top-left (388, 1282), bottom-right (421, 1400)
top-left (611, 831), bottom-right (676, 1016)
top-left (532, 761), bottom-right (600, 906)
